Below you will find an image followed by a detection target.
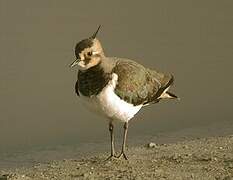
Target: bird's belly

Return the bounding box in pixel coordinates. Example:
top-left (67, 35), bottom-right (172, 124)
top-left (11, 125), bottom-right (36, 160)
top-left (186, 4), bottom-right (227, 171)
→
top-left (79, 85), bottom-right (142, 122)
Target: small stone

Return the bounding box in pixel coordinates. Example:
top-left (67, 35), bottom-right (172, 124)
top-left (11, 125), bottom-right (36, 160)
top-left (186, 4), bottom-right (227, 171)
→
top-left (147, 142), bottom-right (157, 148)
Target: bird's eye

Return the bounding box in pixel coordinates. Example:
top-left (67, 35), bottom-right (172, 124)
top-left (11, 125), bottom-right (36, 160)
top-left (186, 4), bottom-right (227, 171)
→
top-left (87, 52), bottom-right (93, 56)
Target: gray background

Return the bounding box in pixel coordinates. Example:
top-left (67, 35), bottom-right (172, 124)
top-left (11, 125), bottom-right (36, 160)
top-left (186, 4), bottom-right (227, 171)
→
top-left (0, 0), bottom-right (232, 162)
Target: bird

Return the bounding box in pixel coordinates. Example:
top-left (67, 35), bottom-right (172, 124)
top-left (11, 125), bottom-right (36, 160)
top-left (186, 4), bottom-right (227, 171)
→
top-left (70, 25), bottom-right (178, 160)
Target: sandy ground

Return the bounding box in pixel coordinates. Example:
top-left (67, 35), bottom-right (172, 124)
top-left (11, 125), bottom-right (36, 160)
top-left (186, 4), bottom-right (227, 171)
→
top-left (1, 135), bottom-right (233, 180)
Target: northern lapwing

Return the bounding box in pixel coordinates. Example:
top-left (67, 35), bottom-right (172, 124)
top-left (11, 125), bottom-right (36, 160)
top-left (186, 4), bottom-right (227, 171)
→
top-left (70, 26), bottom-right (178, 160)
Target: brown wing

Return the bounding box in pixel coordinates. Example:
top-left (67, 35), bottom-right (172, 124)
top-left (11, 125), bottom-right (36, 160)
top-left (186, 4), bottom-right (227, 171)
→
top-left (112, 59), bottom-right (173, 106)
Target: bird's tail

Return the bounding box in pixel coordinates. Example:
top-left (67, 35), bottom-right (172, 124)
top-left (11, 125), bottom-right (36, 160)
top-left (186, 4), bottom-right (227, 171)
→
top-left (167, 92), bottom-right (178, 98)
top-left (159, 91), bottom-right (179, 99)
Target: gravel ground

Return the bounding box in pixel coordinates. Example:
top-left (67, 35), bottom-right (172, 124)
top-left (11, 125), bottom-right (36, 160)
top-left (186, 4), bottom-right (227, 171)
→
top-left (1, 135), bottom-right (233, 180)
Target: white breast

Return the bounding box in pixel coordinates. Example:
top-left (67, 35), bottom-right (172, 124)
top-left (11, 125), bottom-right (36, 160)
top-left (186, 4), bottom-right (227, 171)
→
top-left (79, 73), bottom-right (142, 122)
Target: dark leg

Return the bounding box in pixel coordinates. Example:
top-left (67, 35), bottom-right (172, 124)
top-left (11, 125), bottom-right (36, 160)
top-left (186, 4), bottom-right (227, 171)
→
top-left (117, 122), bottom-right (129, 160)
top-left (106, 122), bottom-right (116, 160)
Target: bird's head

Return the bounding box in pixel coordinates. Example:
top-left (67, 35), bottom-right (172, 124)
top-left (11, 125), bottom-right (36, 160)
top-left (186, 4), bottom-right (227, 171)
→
top-left (70, 25), bottom-right (105, 71)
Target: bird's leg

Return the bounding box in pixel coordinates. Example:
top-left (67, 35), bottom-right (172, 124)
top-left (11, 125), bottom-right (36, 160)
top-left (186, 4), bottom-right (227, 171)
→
top-left (117, 122), bottom-right (129, 160)
top-left (109, 122), bottom-right (116, 156)
top-left (106, 122), bottom-right (116, 160)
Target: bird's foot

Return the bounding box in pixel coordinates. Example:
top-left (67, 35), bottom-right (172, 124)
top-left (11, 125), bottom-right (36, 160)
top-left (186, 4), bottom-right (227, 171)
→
top-left (117, 152), bottom-right (128, 160)
top-left (105, 154), bottom-right (117, 161)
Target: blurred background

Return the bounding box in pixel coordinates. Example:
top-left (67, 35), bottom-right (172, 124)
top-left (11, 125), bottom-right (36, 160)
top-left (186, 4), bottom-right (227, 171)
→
top-left (0, 0), bottom-right (232, 168)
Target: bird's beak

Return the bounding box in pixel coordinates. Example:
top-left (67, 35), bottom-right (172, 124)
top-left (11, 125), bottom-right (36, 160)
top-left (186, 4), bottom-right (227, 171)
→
top-left (70, 59), bottom-right (80, 68)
